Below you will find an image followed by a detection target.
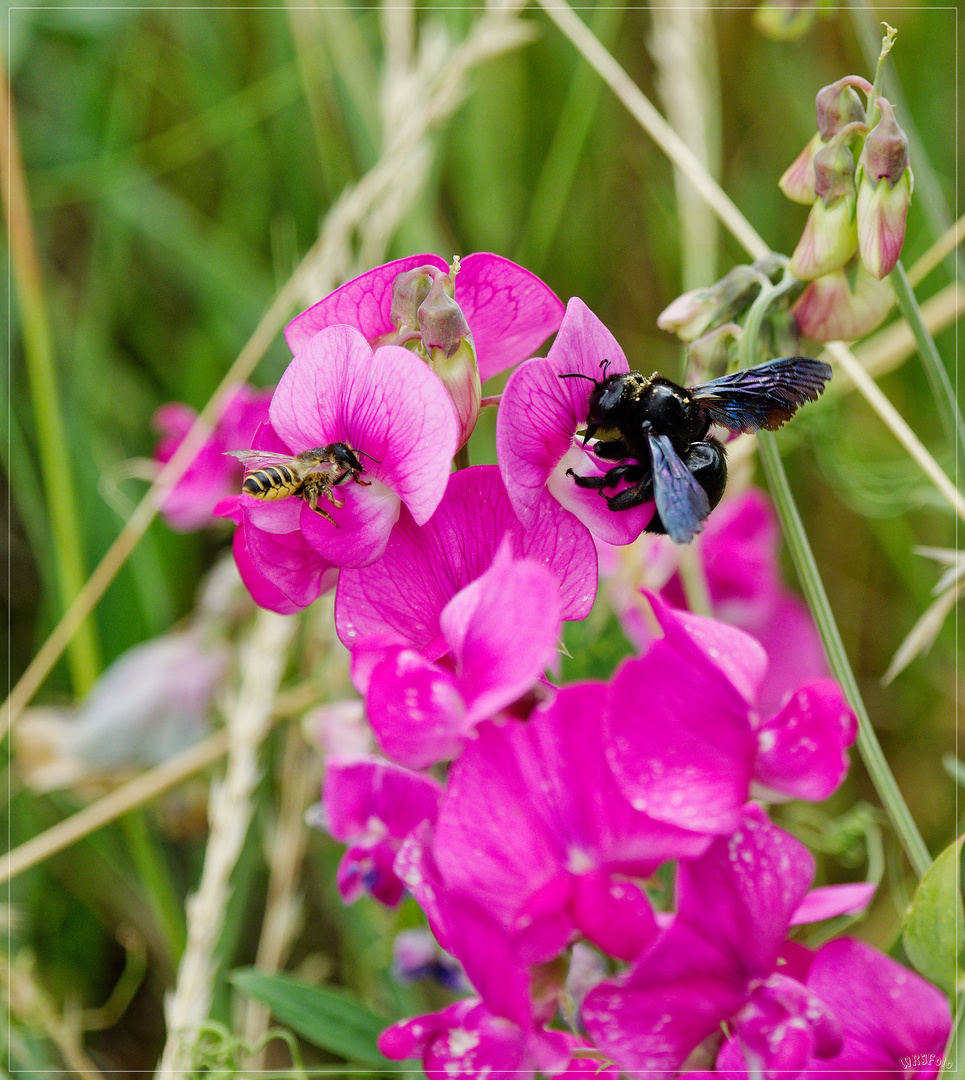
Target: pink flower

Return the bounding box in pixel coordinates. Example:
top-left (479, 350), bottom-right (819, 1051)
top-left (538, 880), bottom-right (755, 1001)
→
top-left (335, 465), bottom-right (597, 654)
top-left (581, 806), bottom-right (839, 1079)
top-left (497, 298), bottom-right (655, 545)
top-left (405, 683), bottom-right (711, 966)
top-left (607, 488), bottom-right (829, 715)
top-left (711, 937), bottom-right (951, 1078)
top-left (285, 253), bottom-right (564, 384)
top-left (219, 324), bottom-right (458, 609)
top-left (286, 253), bottom-right (565, 447)
top-left (153, 383), bottom-right (272, 532)
top-left (379, 998), bottom-right (573, 1080)
top-left (792, 257), bottom-right (894, 341)
top-left (318, 755), bottom-right (442, 906)
top-left (364, 542), bottom-right (563, 769)
top-left (605, 593), bottom-right (856, 835)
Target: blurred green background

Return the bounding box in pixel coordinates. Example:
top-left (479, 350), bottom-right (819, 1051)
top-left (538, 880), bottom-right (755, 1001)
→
top-left (4, 2), bottom-right (961, 1075)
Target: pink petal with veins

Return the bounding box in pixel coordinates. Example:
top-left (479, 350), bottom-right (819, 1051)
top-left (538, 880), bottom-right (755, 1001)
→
top-left (284, 254), bottom-right (448, 352)
top-left (455, 252), bottom-right (565, 381)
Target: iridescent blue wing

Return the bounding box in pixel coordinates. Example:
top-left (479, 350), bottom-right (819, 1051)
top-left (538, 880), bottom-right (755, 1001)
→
top-left (692, 356), bottom-right (832, 433)
top-left (649, 434), bottom-right (710, 545)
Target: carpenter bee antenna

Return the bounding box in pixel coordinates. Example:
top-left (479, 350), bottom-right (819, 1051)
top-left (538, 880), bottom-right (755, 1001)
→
top-left (599, 358), bottom-right (612, 377)
top-left (558, 372), bottom-right (598, 384)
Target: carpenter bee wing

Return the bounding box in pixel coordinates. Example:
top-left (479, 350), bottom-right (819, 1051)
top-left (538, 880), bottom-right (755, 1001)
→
top-left (225, 449), bottom-right (299, 473)
top-left (691, 356), bottom-right (832, 433)
top-left (649, 434), bottom-right (711, 545)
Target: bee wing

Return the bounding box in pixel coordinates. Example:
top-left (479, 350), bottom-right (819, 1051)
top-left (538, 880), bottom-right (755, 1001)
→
top-left (226, 449), bottom-right (298, 473)
top-left (691, 356), bottom-right (832, 433)
top-left (649, 434), bottom-right (710, 545)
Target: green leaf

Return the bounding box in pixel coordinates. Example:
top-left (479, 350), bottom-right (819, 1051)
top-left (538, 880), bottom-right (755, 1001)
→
top-left (902, 836), bottom-right (965, 995)
top-left (229, 969), bottom-right (393, 1067)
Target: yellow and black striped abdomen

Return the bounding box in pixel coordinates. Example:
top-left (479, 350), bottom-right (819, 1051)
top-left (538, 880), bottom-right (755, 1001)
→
top-left (243, 465), bottom-right (302, 500)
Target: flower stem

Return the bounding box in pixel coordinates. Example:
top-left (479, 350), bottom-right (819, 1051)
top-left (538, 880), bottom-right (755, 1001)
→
top-left (889, 259), bottom-right (965, 462)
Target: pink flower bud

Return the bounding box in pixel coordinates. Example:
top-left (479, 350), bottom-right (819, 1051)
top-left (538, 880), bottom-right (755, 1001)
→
top-left (855, 99), bottom-right (913, 279)
top-left (426, 335), bottom-right (482, 448)
top-left (417, 273), bottom-right (471, 358)
top-left (815, 75), bottom-right (872, 140)
top-left (684, 322), bottom-right (742, 385)
top-left (389, 265), bottom-right (440, 331)
top-left (657, 264), bottom-right (766, 342)
top-left (779, 132), bottom-right (823, 205)
top-left (789, 133), bottom-right (861, 280)
top-left (792, 258), bottom-right (894, 341)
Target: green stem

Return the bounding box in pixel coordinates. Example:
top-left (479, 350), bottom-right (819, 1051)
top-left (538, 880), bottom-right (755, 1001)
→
top-left (1, 59), bottom-right (101, 694)
top-left (741, 272), bottom-right (931, 879)
top-left (757, 434), bottom-right (930, 877)
top-left (889, 260), bottom-right (965, 462)
top-left (120, 811), bottom-right (186, 962)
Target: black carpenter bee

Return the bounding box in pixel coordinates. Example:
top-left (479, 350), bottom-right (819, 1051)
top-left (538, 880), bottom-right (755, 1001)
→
top-left (560, 356), bottom-right (832, 544)
top-left (228, 443), bottom-right (373, 526)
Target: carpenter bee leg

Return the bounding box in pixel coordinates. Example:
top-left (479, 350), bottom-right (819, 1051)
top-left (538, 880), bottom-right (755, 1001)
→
top-left (591, 438), bottom-right (632, 461)
top-left (606, 476), bottom-right (654, 511)
top-left (567, 469), bottom-right (607, 490)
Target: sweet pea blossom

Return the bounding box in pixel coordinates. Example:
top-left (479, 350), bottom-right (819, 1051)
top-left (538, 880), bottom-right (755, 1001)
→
top-left (364, 542), bottom-right (564, 769)
top-left (710, 937), bottom-right (951, 1078)
top-left (153, 383), bottom-right (271, 531)
top-left (335, 465), bottom-right (597, 656)
top-left (605, 592), bottom-right (856, 835)
top-left (497, 297), bottom-right (655, 545)
top-left (218, 324), bottom-right (458, 610)
top-left (286, 253), bottom-right (565, 446)
top-left (318, 755), bottom-right (442, 906)
top-left (603, 488), bottom-right (829, 715)
top-left (415, 683), bottom-right (712, 964)
top-left (582, 806), bottom-right (841, 1079)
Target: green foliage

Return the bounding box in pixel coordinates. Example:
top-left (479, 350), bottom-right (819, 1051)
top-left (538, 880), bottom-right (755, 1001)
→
top-left (902, 837), bottom-right (965, 995)
top-left (230, 970), bottom-right (395, 1068)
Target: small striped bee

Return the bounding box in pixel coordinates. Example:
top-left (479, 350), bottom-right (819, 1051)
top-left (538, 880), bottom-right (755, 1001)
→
top-left (228, 443), bottom-right (371, 525)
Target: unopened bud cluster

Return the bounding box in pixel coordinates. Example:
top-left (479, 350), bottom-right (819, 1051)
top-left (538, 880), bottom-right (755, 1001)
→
top-left (781, 72), bottom-right (912, 340)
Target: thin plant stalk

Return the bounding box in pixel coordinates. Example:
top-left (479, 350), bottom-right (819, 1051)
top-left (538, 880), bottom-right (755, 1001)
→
top-left (119, 811), bottom-right (187, 963)
top-left (889, 260), bottom-right (965, 461)
top-left (741, 278), bottom-right (931, 880)
top-left (1, 50), bottom-right (100, 695)
top-left (155, 610), bottom-right (295, 1079)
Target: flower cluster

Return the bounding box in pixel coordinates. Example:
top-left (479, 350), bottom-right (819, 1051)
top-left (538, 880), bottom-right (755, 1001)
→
top-left (783, 76), bottom-right (912, 341)
top-left (152, 251), bottom-right (949, 1078)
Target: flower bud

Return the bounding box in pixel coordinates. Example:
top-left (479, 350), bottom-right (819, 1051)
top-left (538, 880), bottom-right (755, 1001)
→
top-left (417, 274), bottom-right (471, 358)
top-left (855, 98), bottom-right (913, 279)
top-left (684, 322), bottom-right (742, 385)
top-left (792, 258), bottom-right (894, 341)
top-left (789, 132), bottom-right (862, 280)
top-left (815, 76), bottom-right (872, 140)
top-left (426, 335), bottom-right (482, 449)
top-left (753, 1), bottom-right (817, 43)
top-left (779, 132), bottom-right (823, 205)
top-left (658, 264), bottom-right (767, 342)
top-left (389, 266), bottom-right (440, 332)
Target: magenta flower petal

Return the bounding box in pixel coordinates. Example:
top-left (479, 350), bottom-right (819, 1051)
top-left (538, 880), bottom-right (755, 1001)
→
top-left (430, 684), bottom-right (710, 947)
top-left (284, 254), bottom-right (448, 353)
top-left (571, 870), bottom-right (659, 962)
top-left (298, 479), bottom-right (402, 568)
top-left (366, 649), bottom-right (466, 769)
top-left (336, 465), bottom-right (597, 650)
top-left (441, 543), bottom-right (562, 725)
top-left (322, 755), bottom-right (442, 906)
top-left (790, 881), bottom-right (876, 925)
top-left (754, 679), bottom-right (857, 801)
top-left (270, 326), bottom-right (457, 526)
top-left (803, 938), bottom-right (952, 1076)
top-left (456, 252), bottom-right (566, 382)
top-left (606, 634), bottom-right (756, 835)
top-left (242, 516), bottom-right (337, 610)
top-left (497, 298), bottom-right (640, 534)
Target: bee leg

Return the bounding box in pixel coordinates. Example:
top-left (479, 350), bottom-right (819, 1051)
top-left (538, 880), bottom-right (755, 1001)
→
top-left (320, 486), bottom-right (345, 509)
top-left (310, 504), bottom-right (339, 526)
top-left (606, 475), bottom-right (654, 511)
top-left (568, 462), bottom-right (648, 493)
